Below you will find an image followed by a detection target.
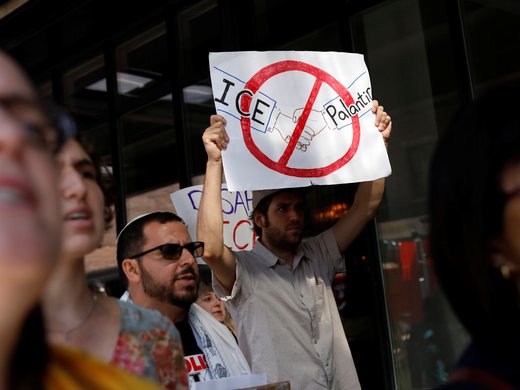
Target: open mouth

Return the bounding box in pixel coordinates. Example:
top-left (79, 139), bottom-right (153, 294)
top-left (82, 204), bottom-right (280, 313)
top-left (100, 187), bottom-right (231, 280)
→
top-left (178, 273), bottom-right (195, 281)
top-left (65, 212), bottom-right (90, 221)
top-left (176, 271), bottom-right (198, 287)
top-left (63, 205), bottom-right (92, 224)
top-left (0, 177), bottom-right (35, 209)
top-left (0, 186), bottom-right (31, 205)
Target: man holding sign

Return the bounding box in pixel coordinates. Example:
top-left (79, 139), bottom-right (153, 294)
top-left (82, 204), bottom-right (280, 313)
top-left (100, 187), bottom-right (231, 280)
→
top-left (197, 101), bottom-right (391, 389)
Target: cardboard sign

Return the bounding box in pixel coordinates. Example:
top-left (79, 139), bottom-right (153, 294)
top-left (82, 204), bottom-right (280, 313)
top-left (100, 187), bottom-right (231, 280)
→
top-left (209, 51), bottom-right (391, 191)
top-left (170, 185), bottom-right (256, 260)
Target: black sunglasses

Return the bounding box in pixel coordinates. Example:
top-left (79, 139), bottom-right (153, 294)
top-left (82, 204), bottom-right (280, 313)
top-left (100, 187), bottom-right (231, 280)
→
top-left (0, 96), bottom-right (76, 154)
top-left (130, 241), bottom-right (204, 261)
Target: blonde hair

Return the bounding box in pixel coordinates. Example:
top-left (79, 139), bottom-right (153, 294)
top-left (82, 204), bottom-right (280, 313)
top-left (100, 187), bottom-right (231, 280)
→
top-left (197, 281), bottom-right (237, 336)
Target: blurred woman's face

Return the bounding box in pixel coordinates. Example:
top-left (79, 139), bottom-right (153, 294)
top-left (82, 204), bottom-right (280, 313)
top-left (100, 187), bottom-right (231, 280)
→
top-left (58, 139), bottom-right (105, 260)
top-left (0, 52), bottom-right (61, 308)
top-left (496, 162), bottom-right (520, 291)
top-left (196, 290), bottom-right (226, 323)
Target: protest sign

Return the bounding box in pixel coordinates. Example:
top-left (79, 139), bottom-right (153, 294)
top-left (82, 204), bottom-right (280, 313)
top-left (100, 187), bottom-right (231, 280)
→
top-left (209, 51), bottom-right (391, 191)
top-left (171, 185), bottom-right (256, 262)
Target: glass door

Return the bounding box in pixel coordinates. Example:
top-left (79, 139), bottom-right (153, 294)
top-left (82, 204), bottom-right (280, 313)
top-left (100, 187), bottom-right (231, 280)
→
top-left (351, 0), bottom-right (468, 388)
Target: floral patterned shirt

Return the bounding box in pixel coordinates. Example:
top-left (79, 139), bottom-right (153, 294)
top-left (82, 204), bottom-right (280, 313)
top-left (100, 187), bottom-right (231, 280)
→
top-left (111, 300), bottom-right (188, 389)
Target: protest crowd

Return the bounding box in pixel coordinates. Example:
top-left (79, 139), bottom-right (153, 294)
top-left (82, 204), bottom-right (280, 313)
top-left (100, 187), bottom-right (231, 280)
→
top-left (1, 31), bottom-right (518, 390)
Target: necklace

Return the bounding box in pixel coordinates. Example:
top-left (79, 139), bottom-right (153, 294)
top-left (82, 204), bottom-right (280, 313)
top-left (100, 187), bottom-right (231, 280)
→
top-left (50, 294), bottom-right (99, 342)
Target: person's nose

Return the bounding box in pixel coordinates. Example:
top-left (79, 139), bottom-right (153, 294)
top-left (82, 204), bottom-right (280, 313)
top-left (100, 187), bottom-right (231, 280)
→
top-left (177, 248), bottom-right (196, 268)
top-left (0, 109), bottom-right (26, 159)
top-left (288, 207), bottom-right (300, 222)
top-left (61, 168), bottom-right (87, 200)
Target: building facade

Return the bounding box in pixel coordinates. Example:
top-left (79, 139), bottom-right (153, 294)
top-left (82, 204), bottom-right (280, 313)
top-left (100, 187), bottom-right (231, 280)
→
top-left (1, 0), bottom-right (518, 388)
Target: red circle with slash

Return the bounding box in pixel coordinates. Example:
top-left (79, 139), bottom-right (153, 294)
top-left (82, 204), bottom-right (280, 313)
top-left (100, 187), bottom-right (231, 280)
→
top-left (240, 60), bottom-right (360, 177)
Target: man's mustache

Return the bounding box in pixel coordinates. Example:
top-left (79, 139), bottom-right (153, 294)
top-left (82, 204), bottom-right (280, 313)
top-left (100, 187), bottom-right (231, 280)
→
top-left (172, 266), bottom-right (198, 282)
top-left (287, 222), bottom-right (303, 229)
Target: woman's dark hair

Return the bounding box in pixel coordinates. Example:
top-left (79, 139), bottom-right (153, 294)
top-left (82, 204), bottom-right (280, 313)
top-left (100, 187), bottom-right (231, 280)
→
top-left (428, 86), bottom-right (520, 343)
top-left (75, 135), bottom-right (115, 228)
top-left (9, 305), bottom-right (48, 390)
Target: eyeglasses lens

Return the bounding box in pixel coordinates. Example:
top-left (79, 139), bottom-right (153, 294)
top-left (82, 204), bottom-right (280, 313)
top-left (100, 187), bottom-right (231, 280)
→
top-left (160, 244), bottom-right (182, 260)
top-left (1, 97), bottom-right (75, 154)
top-left (191, 242), bottom-right (204, 257)
top-left (159, 243), bottom-right (204, 260)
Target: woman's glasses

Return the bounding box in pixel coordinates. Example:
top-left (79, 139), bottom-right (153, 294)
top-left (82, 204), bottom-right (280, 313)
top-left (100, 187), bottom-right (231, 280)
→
top-left (130, 241), bottom-right (204, 261)
top-left (0, 96), bottom-right (76, 154)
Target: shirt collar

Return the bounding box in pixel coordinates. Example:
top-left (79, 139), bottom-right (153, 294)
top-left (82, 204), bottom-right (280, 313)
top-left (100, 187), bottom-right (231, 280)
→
top-left (253, 240), bottom-right (306, 268)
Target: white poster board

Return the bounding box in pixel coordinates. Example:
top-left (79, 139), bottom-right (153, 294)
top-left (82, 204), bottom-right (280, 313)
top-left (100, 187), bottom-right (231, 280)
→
top-left (171, 185), bottom-right (256, 260)
top-left (209, 51), bottom-right (391, 191)
top-left (191, 373), bottom-right (267, 390)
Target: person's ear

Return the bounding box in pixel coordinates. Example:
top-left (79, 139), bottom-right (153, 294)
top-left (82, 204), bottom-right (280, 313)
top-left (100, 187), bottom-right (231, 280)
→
top-left (122, 259), bottom-right (141, 283)
top-left (254, 213), bottom-right (267, 229)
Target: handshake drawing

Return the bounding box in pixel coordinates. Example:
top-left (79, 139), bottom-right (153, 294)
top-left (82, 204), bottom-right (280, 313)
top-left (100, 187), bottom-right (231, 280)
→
top-left (268, 108), bottom-right (329, 152)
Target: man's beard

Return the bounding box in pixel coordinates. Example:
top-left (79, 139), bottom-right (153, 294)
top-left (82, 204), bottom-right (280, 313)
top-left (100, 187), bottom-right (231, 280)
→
top-left (263, 218), bottom-right (303, 252)
top-left (139, 263), bottom-right (198, 309)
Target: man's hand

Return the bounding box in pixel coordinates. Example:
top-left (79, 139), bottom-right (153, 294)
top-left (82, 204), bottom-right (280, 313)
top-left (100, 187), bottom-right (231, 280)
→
top-left (203, 114), bottom-right (230, 163)
top-left (372, 100), bottom-right (392, 147)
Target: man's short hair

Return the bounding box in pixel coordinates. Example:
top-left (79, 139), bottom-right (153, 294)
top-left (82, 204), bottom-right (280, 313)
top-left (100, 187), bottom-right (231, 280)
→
top-left (116, 211), bottom-right (185, 287)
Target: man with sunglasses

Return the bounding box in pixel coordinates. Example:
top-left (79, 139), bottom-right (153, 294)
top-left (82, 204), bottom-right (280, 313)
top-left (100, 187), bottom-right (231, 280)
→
top-left (117, 211), bottom-right (249, 386)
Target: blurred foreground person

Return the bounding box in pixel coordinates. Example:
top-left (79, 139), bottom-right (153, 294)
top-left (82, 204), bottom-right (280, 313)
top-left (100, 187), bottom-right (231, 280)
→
top-left (0, 50), bottom-right (162, 390)
top-left (43, 137), bottom-right (188, 389)
top-left (429, 86), bottom-right (520, 389)
top-left (0, 48), bottom-right (65, 390)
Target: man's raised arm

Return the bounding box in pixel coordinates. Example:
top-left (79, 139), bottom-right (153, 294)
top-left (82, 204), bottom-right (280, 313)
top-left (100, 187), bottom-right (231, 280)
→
top-left (197, 115), bottom-right (237, 294)
top-left (332, 100), bottom-right (392, 251)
